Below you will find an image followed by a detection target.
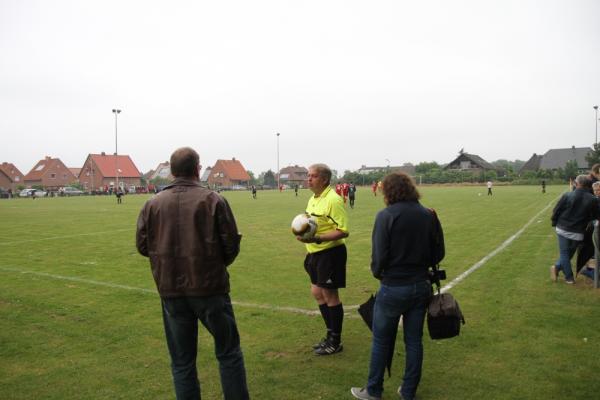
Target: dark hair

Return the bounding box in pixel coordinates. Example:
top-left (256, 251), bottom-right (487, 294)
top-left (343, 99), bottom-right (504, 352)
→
top-left (170, 147), bottom-right (199, 177)
top-left (382, 172), bottom-right (420, 204)
top-left (309, 163), bottom-right (332, 186)
top-left (592, 164), bottom-right (600, 175)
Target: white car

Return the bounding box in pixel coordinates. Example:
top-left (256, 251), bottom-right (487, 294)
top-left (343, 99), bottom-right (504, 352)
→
top-left (19, 188), bottom-right (47, 198)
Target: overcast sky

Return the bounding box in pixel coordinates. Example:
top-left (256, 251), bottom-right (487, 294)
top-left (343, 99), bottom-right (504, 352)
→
top-left (1, 0), bottom-right (599, 176)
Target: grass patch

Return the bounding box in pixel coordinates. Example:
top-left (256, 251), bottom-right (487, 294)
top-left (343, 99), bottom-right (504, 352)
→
top-left (1, 185), bottom-right (599, 399)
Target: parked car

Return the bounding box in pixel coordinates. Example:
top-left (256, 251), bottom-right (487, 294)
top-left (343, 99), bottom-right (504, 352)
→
top-left (61, 186), bottom-right (84, 196)
top-left (0, 188), bottom-right (9, 199)
top-left (19, 188), bottom-right (47, 198)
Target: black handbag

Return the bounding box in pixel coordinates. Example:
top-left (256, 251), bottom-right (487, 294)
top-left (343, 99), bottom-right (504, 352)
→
top-left (427, 289), bottom-right (465, 340)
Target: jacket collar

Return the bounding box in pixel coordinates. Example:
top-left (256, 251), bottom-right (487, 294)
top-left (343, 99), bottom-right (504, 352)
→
top-left (164, 178), bottom-right (202, 190)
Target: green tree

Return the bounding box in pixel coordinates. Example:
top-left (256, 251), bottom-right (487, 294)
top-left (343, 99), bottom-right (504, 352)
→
top-left (415, 161), bottom-right (440, 174)
top-left (247, 170), bottom-right (258, 185)
top-left (585, 143), bottom-right (600, 166)
top-left (263, 170), bottom-right (276, 186)
top-left (563, 160), bottom-right (579, 180)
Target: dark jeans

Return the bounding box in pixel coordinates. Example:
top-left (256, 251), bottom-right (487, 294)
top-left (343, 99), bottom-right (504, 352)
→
top-left (554, 234), bottom-right (580, 281)
top-left (161, 294), bottom-right (249, 400)
top-left (366, 281), bottom-right (431, 400)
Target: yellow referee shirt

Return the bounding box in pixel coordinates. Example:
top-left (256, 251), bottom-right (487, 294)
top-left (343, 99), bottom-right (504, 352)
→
top-left (305, 186), bottom-right (349, 253)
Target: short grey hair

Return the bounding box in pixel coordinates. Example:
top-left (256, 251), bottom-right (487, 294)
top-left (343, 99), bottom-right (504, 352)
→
top-left (575, 174), bottom-right (591, 187)
top-left (309, 163), bottom-right (332, 185)
top-left (592, 181), bottom-right (600, 190)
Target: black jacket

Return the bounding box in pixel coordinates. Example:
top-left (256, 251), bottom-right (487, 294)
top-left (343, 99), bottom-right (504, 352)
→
top-left (551, 188), bottom-right (600, 234)
top-left (371, 201), bottom-right (444, 285)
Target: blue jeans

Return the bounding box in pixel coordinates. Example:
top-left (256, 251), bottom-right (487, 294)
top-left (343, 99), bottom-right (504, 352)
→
top-left (366, 281), bottom-right (431, 400)
top-left (554, 234), bottom-right (580, 281)
top-left (161, 294), bottom-right (249, 400)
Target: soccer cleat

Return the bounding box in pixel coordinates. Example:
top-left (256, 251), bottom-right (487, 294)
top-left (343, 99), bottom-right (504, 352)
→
top-left (550, 265), bottom-right (557, 282)
top-left (350, 387), bottom-right (381, 400)
top-left (314, 340), bottom-right (343, 355)
top-left (312, 337), bottom-right (327, 350)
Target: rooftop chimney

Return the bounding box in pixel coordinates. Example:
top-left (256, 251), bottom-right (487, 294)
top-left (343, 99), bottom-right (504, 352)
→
top-left (101, 152), bottom-right (106, 156)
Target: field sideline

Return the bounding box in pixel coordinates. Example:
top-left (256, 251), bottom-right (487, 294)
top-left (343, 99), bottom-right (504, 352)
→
top-left (1, 185), bottom-right (599, 399)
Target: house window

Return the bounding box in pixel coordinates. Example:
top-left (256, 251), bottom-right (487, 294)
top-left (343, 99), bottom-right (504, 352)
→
top-left (63, 174), bottom-right (67, 179)
top-left (50, 173), bottom-right (56, 179)
top-left (460, 161), bottom-right (470, 169)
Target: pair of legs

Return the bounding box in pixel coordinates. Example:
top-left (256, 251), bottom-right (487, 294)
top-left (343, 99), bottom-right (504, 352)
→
top-left (304, 245), bottom-right (346, 351)
top-left (364, 281), bottom-right (431, 400)
top-left (554, 234), bottom-right (580, 282)
top-left (161, 294), bottom-right (249, 400)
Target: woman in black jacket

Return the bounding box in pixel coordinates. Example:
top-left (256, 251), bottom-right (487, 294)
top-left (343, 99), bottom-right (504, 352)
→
top-left (351, 172), bottom-right (443, 400)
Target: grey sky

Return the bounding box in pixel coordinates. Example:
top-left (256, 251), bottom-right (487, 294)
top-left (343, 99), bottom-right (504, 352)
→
top-left (1, 0), bottom-right (599, 176)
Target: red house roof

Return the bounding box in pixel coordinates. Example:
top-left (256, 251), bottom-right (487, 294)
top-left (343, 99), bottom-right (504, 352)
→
top-left (24, 157), bottom-right (74, 181)
top-left (213, 159), bottom-right (250, 181)
top-left (86, 153), bottom-right (141, 178)
top-left (0, 162), bottom-right (24, 183)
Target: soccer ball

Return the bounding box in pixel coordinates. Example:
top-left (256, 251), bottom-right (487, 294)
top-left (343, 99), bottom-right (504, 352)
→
top-left (291, 213), bottom-right (317, 240)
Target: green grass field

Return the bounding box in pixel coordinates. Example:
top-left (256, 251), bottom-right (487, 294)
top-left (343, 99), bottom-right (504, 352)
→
top-left (1, 185), bottom-right (599, 399)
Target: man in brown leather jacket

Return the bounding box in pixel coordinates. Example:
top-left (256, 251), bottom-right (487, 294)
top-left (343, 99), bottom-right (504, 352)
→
top-left (136, 147), bottom-right (249, 400)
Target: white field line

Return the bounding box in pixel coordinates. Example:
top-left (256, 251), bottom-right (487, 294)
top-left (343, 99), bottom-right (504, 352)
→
top-left (0, 266), bottom-right (323, 316)
top-left (0, 229), bottom-right (131, 246)
top-left (0, 197), bottom-right (558, 318)
top-left (440, 196), bottom-right (558, 294)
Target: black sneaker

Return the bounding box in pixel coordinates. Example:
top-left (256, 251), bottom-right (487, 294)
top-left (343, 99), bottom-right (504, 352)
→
top-left (314, 340), bottom-right (343, 355)
top-left (312, 337), bottom-right (327, 350)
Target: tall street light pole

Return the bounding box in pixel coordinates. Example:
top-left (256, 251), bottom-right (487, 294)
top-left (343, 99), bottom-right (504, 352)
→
top-left (594, 105), bottom-right (599, 146)
top-left (112, 109), bottom-right (121, 191)
top-left (276, 132), bottom-right (280, 190)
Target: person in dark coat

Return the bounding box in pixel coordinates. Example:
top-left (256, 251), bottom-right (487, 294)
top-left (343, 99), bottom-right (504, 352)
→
top-left (551, 175), bottom-right (600, 284)
top-left (351, 172), bottom-right (443, 400)
top-left (136, 147), bottom-right (249, 400)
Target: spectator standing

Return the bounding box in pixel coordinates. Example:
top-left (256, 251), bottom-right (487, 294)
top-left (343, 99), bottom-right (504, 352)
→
top-left (551, 175), bottom-right (600, 284)
top-left (251, 185), bottom-right (257, 199)
top-left (351, 172), bottom-right (442, 400)
top-left (136, 147), bottom-right (249, 400)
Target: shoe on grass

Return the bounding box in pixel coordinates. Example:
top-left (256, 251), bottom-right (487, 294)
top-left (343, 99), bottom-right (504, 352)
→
top-left (565, 279), bottom-right (575, 284)
top-left (314, 340), bottom-right (343, 355)
top-left (350, 387), bottom-right (381, 400)
top-left (312, 337), bottom-right (327, 350)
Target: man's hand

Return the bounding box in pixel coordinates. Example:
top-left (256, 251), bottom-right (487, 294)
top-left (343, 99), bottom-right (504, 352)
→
top-left (296, 235), bottom-right (321, 244)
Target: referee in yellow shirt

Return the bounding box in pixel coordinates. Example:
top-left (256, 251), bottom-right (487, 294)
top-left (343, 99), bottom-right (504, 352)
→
top-left (297, 163), bottom-right (349, 355)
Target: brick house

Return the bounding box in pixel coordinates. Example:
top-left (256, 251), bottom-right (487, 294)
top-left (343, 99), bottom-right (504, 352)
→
top-left (0, 162), bottom-right (25, 192)
top-left (278, 165), bottom-right (308, 188)
top-left (207, 158), bottom-right (250, 189)
top-left (148, 161), bottom-right (172, 181)
top-left (24, 156), bottom-right (77, 190)
top-left (78, 152), bottom-right (141, 192)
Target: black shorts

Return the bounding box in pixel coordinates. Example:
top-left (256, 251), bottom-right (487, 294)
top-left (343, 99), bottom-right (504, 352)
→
top-left (304, 244), bottom-right (347, 289)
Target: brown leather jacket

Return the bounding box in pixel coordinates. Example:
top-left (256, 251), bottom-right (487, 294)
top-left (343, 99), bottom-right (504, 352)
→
top-left (136, 178), bottom-right (241, 298)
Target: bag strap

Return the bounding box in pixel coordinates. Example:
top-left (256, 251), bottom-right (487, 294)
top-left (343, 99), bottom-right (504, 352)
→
top-left (429, 208), bottom-right (442, 296)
